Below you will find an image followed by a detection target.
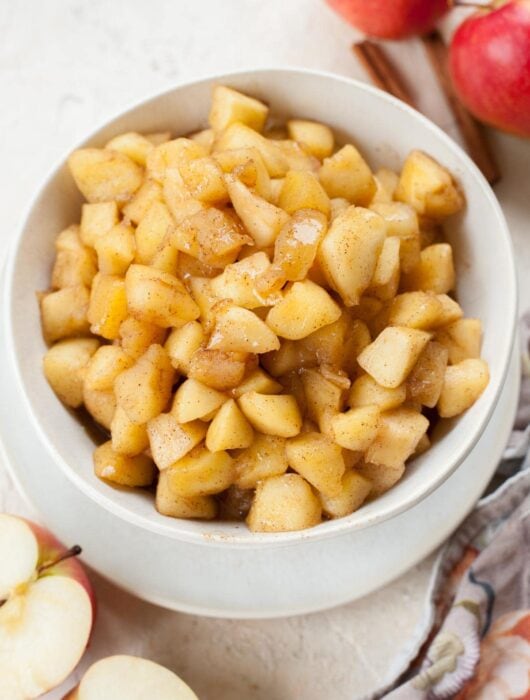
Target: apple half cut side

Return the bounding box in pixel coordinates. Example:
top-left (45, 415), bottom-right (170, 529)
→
top-left (0, 513), bottom-right (95, 700)
top-left (63, 655), bottom-right (200, 700)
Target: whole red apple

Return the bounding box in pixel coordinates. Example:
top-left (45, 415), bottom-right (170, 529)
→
top-left (326, 0), bottom-right (449, 39)
top-left (0, 514), bottom-right (96, 699)
top-left (449, 1), bottom-right (530, 138)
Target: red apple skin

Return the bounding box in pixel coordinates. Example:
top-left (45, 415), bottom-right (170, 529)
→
top-left (25, 518), bottom-right (97, 621)
top-left (326, 0), bottom-right (449, 39)
top-left (449, 1), bottom-right (530, 138)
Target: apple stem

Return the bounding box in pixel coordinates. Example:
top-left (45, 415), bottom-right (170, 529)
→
top-left (38, 545), bottom-right (83, 573)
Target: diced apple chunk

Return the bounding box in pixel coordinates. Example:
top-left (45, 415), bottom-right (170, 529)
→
top-left (87, 274), bottom-right (128, 340)
top-left (356, 461), bottom-right (405, 497)
top-left (274, 138), bottom-right (318, 172)
top-left (278, 170), bottom-right (330, 215)
top-left (320, 470), bottom-right (372, 518)
top-left (330, 406), bottom-right (380, 451)
top-left (407, 341), bottom-right (448, 407)
top-left (234, 435), bottom-right (288, 489)
top-left (231, 368), bottom-right (282, 397)
top-left (437, 359), bottom-right (489, 418)
top-left (389, 292), bottom-right (442, 330)
top-left (43, 338), bottom-right (99, 408)
top-left (189, 128), bottom-right (215, 152)
top-left (365, 408), bottom-right (429, 469)
top-left (165, 321), bottom-right (205, 372)
top-left (122, 179), bottom-right (163, 225)
top-left (68, 148), bottom-right (143, 204)
top-left (435, 318), bottom-right (482, 364)
top-left (209, 86), bottom-right (268, 132)
top-left (247, 474), bottom-right (321, 532)
top-left (371, 168), bottom-right (399, 203)
top-left (172, 378), bottom-right (227, 423)
top-left (395, 150), bottom-right (464, 219)
top-left (94, 222), bottom-right (135, 276)
top-left (209, 305), bottom-right (280, 353)
top-left (84, 345), bottom-right (134, 392)
top-left (402, 244), bottom-right (456, 294)
top-left (188, 277), bottom-right (219, 331)
top-left (179, 156), bottom-right (228, 204)
top-left (214, 147), bottom-right (271, 199)
top-left (94, 441), bottom-right (155, 487)
top-left (156, 469), bottom-right (217, 519)
top-left (358, 326), bottom-right (431, 388)
top-left (110, 406), bottom-right (149, 456)
top-left (125, 264), bottom-right (200, 328)
top-left (214, 123), bottom-right (288, 176)
top-left (83, 387), bottom-right (116, 430)
top-left (266, 280), bottom-right (341, 340)
top-left (119, 316), bottom-right (167, 359)
top-left (226, 176), bottom-right (289, 247)
top-left (348, 374), bottom-right (406, 412)
top-left (114, 344), bottom-right (175, 424)
top-left (317, 206), bottom-right (386, 306)
top-left (135, 201), bottom-right (174, 265)
top-left (238, 392), bottom-right (302, 437)
top-left (286, 432), bottom-right (345, 498)
top-left (147, 414), bottom-right (207, 470)
top-left (329, 197), bottom-right (350, 221)
top-left (319, 144), bottom-right (375, 205)
top-left (206, 399), bottom-right (254, 451)
top-left (172, 206), bottom-right (251, 267)
top-left (105, 131), bottom-right (153, 165)
top-left (52, 233), bottom-right (97, 289)
top-left (80, 202), bottom-right (119, 246)
top-left (434, 294), bottom-right (463, 327)
top-left (369, 236), bottom-right (401, 301)
top-left (301, 368), bottom-right (345, 437)
top-left (261, 209), bottom-right (327, 291)
top-left (146, 138), bottom-right (207, 183)
top-left (40, 286), bottom-right (90, 343)
top-left (210, 252), bottom-right (273, 309)
top-left (287, 119), bottom-right (334, 159)
top-left (369, 202), bottom-right (421, 273)
top-left (188, 348), bottom-right (247, 390)
top-left (166, 446), bottom-right (235, 497)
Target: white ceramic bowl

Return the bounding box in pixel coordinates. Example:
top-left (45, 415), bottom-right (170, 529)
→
top-left (4, 68), bottom-right (517, 548)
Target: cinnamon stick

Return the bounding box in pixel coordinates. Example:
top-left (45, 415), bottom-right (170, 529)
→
top-left (421, 32), bottom-right (500, 185)
top-left (352, 37), bottom-right (501, 186)
top-left (353, 41), bottom-right (415, 108)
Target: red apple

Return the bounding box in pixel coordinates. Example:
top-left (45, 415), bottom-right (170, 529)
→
top-left (449, 1), bottom-right (530, 138)
top-left (326, 0), bottom-right (449, 39)
top-left (0, 513), bottom-right (95, 699)
top-left (64, 656), bottom-right (199, 700)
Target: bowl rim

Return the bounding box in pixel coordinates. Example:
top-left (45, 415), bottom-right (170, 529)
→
top-left (4, 66), bottom-right (518, 548)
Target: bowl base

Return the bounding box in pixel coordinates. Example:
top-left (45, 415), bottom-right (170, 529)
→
top-left (0, 337), bottom-right (519, 618)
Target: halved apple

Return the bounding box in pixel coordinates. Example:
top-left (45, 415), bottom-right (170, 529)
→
top-left (0, 514), bottom-right (94, 700)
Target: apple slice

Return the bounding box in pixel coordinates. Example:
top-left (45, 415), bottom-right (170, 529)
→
top-left (66, 655), bottom-right (199, 699)
top-left (0, 514), bottom-right (94, 700)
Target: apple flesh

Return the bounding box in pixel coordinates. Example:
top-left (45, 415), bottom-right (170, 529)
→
top-left (449, 1), bottom-right (530, 138)
top-left (326, 0), bottom-right (449, 39)
top-left (64, 655), bottom-right (199, 700)
top-left (0, 514), bottom-right (95, 700)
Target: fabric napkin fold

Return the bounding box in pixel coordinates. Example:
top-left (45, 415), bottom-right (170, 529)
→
top-left (383, 315), bottom-right (530, 699)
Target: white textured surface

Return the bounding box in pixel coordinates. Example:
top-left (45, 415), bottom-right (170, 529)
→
top-left (1, 1), bottom-right (529, 699)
